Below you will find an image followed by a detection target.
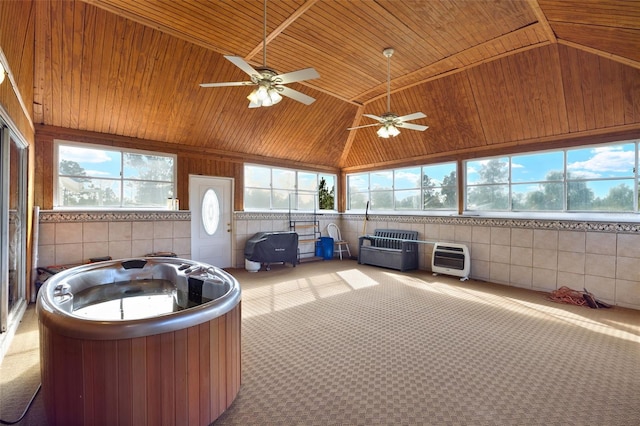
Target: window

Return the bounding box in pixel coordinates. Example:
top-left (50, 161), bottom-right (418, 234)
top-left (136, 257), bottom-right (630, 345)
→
top-left (423, 164), bottom-right (458, 209)
top-left (244, 164), bottom-right (336, 211)
top-left (465, 141), bottom-right (639, 213)
top-left (55, 141), bottom-right (176, 209)
top-left (347, 163), bottom-right (457, 211)
top-left (466, 157), bottom-right (509, 210)
top-left (511, 152), bottom-right (564, 211)
top-left (347, 174), bottom-right (369, 210)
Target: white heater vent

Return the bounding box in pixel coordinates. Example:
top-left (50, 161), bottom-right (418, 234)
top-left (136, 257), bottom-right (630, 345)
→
top-left (431, 242), bottom-right (470, 281)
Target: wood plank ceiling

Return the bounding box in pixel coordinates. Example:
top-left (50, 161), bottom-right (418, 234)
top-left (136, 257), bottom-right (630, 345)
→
top-left (32, 0), bottom-right (640, 172)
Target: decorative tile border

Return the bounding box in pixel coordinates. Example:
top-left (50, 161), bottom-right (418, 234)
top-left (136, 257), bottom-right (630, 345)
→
top-left (234, 212), bottom-right (289, 221)
top-left (343, 214), bottom-right (640, 234)
top-left (235, 212), bottom-right (341, 221)
top-left (39, 210), bottom-right (191, 223)
top-left (40, 210), bottom-right (640, 234)
top-left (235, 212), bottom-right (640, 234)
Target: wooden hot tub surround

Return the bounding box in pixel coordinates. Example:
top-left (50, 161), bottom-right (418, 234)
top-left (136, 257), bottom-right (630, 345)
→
top-left (37, 258), bottom-right (242, 426)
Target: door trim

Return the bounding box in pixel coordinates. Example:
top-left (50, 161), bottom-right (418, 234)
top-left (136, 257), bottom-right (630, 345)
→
top-left (189, 175), bottom-right (234, 268)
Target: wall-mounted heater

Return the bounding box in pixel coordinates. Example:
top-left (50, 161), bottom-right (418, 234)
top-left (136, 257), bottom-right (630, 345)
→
top-left (431, 243), bottom-right (470, 281)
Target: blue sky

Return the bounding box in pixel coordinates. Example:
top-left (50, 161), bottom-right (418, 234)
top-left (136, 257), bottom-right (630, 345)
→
top-left (468, 142), bottom-right (636, 179)
top-left (59, 145), bottom-right (121, 178)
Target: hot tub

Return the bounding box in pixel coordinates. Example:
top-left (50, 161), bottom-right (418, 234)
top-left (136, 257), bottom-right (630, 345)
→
top-left (36, 257), bottom-right (242, 426)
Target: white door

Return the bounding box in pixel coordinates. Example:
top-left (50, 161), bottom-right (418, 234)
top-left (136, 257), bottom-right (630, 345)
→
top-left (190, 175), bottom-right (233, 268)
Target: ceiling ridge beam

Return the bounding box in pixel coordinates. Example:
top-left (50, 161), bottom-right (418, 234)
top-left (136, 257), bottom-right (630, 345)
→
top-left (526, 0), bottom-right (557, 43)
top-left (338, 106), bottom-right (365, 168)
top-left (245, 0), bottom-right (319, 61)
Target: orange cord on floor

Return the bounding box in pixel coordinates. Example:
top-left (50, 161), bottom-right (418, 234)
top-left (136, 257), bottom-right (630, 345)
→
top-left (547, 286), bottom-right (588, 306)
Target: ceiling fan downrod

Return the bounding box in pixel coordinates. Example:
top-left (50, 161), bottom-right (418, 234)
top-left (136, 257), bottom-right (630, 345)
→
top-left (261, 0), bottom-right (267, 67)
top-left (383, 47), bottom-right (394, 113)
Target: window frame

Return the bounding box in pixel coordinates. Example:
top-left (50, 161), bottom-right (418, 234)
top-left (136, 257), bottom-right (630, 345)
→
top-left (464, 140), bottom-right (640, 215)
top-left (346, 162), bottom-right (458, 213)
top-left (243, 164), bottom-right (337, 212)
top-left (54, 140), bottom-right (177, 210)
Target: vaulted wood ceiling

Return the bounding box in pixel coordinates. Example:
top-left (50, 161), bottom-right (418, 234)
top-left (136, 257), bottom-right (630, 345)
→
top-left (32, 0), bottom-right (640, 172)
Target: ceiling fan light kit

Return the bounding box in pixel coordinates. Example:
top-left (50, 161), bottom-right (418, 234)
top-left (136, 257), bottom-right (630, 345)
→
top-left (378, 122), bottom-right (401, 138)
top-left (200, 0), bottom-right (319, 108)
top-left (348, 47), bottom-right (428, 138)
top-left (247, 82), bottom-right (283, 108)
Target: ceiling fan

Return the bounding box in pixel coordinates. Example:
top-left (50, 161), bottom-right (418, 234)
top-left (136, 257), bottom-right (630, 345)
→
top-left (348, 48), bottom-right (428, 138)
top-left (199, 0), bottom-right (319, 108)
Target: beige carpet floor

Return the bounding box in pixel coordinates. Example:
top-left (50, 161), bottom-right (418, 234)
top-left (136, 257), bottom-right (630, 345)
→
top-left (1, 260), bottom-right (639, 425)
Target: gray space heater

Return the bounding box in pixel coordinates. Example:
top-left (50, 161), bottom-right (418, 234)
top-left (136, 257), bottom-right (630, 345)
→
top-left (431, 242), bottom-right (470, 281)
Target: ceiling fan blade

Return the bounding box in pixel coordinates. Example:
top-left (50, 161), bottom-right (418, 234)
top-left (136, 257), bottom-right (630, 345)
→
top-left (276, 67), bottom-right (320, 84)
top-left (224, 55), bottom-right (261, 77)
top-left (396, 111), bottom-right (427, 122)
top-left (199, 81), bottom-right (254, 87)
top-left (278, 86), bottom-right (316, 105)
top-left (399, 122), bottom-right (429, 131)
top-left (362, 113), bottom-right (383, 122)
top-left (347, 123), bottom-right (381, 130)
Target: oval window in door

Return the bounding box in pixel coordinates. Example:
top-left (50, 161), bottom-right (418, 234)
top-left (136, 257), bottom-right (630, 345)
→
top-left (202, 188), bottom-right (220, 235)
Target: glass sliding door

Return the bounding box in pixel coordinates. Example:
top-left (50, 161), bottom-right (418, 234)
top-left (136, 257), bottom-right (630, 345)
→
top-left (0, 122), bottom-right (27, 333)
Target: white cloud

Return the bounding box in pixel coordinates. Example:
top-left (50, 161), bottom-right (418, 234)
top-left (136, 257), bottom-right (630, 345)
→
top-left (395, 170), bottom-right (420, 185)
top-left (85, 170), bottom-right (111, 177)
top-left (568, 147), bottom-right (634, 176)
top-left (60, 146), bottom-right (113, 163)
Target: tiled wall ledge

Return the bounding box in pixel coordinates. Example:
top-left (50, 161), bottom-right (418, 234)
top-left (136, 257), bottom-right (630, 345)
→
top-left (234, 211), bottom-right (340, 221)
top-left (39, 210), bottom-right (190, 222)
top-left (341, 213), bottom-right (640, 234)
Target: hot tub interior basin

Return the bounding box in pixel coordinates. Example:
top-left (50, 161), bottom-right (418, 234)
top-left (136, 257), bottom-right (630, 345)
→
top-left (38, 257), bottom-right (241, 339)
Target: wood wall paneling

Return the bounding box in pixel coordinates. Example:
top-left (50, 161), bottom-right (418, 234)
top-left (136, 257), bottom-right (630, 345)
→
top-left (559, 45), bottom-right (640, 134)
top-left (33, 132), bottom-right (54, 209)
top-left (554, 23), bottom-right (640, 65)
top-left (0, 0), bottom-right (35, 143)
top-left (624, 66), bottom-right (640, 123)
top-left (540, 0), bottom-right (640, 29)
top-left (469, 44), bottom-right (570, 144)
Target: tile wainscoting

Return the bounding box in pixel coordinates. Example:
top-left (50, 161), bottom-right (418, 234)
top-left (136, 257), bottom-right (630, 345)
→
top-left (37, 211), bottom-right (191, 267)
top-left (233, 212), bottom-right (340, 268)
top-left (37, 211), bottom-right (640, 310)
top-left (236, 212), bottom-right (640, 310)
